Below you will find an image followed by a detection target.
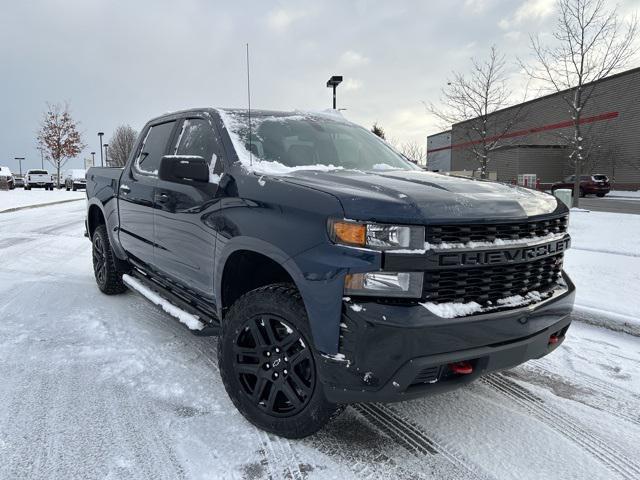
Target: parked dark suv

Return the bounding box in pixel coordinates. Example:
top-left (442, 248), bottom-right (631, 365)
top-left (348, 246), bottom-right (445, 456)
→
top-left (86, 108), bottom-right (575, 438)
top-left (551, 174), bottom-right (610, 197)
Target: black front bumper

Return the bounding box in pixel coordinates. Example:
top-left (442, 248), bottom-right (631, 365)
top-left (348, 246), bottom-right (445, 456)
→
top-left (319, 274), bottom-right (575, 403)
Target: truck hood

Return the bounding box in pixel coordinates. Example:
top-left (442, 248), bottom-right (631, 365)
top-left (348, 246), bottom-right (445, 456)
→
top-left (280, 169), bottom-right (565, 223)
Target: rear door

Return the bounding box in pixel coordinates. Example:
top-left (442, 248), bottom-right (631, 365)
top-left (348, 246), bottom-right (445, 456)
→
top-left (153, 115), bottom-right (224, 299)
top-left (118, 120), bottom-right (177, 267)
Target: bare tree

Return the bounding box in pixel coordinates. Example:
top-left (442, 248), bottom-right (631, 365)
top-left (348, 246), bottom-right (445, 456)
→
top-left (108, 125), bottom-right (138, 167)
top-left (428, 46), bottom-right (524, 179)
top-left (522, 0), bottom-right (637, 206)
top-left (399, 140), bottom-right (426, 165)
top-left (371, 122), bottom-right (386, 139)
top-left (36, 102), bottom-right (85, 187)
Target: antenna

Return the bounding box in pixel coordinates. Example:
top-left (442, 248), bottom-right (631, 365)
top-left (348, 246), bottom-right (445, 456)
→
top-left (246, 43), bottom-right (252, 166)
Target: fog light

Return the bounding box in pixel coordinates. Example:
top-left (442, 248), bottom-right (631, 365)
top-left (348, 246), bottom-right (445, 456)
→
top-left (344, 271), bottom-right (423, 298)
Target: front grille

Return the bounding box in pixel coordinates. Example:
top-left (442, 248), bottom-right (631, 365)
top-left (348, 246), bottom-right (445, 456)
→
top-left (426, 215), bottom-right (568, 244)
top-left (423, 254), bottom-right (563, 305)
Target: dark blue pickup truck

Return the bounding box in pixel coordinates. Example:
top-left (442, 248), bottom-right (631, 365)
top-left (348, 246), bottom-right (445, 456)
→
top-left (86, 108), bottom-right (575, 438)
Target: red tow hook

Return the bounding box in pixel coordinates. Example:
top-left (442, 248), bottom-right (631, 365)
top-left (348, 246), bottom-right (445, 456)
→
top-left (449, 361), bottom-right (473, 375)
top-left (548, 335), bottom-right (560, 345)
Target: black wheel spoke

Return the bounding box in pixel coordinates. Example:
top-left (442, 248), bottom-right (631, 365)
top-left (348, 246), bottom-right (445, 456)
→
top-left (281, 379), bottom-right (302, 408)
top-left (263, 318), bottom-right (279, 346)
top-left (233, 344), bottom-right (260, 357)
top-left (236, 363), bottom-right (260, 375)
top-left (265, 384), bottom-right (278, 410)
top-left (252, 377), bottom-right (269, 402)
top-left (249, 321), bottom-right (268, 348)
top-left (288, 348), bottom-right (311, 367)
top-left (279, 332), bottom-right (300, 352)
top-left (291, 370), bottom-right (312, 395)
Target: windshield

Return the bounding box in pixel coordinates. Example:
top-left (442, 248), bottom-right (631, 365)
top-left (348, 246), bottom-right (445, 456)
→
top-left (593, 175), bottom-right (608, 181)
top-left (220, 110), bottom-right (420, 173)
top-left (30, 170), bottom-right (48, 174)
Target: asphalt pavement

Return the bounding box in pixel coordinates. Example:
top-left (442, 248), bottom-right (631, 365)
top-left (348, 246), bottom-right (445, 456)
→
top-left (578, 196), bottom-right (640, 215)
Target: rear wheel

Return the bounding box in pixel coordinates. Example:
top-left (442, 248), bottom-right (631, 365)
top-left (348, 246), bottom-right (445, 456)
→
top-left (218, 283), bottom-right (343, 438)
top-left (92, 225), bottom-right (127, 295)
top-left (579, 188), bottom-right (586, 197)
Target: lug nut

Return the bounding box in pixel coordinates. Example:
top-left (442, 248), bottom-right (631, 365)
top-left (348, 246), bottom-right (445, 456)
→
top-left (265, 363), bottom-right (270, 369)
top-left (273, 372), bottom-right (279, 378)
top-left (266, 352), bottom-right (271, 357)
top-left (275, 348), bottom-right (280, 353)
top-left (284, 369), bottom-right (288, 375)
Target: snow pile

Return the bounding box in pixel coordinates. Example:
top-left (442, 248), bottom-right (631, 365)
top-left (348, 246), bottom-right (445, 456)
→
top-left (216, 109), bottom-right (343, 176)
top-left (565, 210), bottom-right (640, 333)
top-left (608, 190), bottom-right (640, 199)
top-left (0, 189), bottom-right (85, 213)
top-left (122, 274), bottom-right (204, 331)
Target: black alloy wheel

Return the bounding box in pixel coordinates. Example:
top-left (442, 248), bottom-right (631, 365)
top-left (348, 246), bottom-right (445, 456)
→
top-left (234, 314), bottom-right (315, 417)
top-left (218, 283), bottom-right (344, 438)
top-left (93, 233), bottom-right (107, 287)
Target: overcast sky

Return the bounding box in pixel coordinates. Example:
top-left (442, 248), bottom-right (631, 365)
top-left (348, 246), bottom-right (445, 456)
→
top-left (1, 0), bottom-right (638, 172)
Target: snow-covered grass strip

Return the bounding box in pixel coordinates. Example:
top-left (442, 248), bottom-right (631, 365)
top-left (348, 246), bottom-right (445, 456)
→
top-left (122, 274), bottom-right (204, 331)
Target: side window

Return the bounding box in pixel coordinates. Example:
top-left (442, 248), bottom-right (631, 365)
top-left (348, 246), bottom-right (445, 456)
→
top-left (174, 118), bottom-right (222, 174)
top-left (136, 121), bottom-right (176, 174)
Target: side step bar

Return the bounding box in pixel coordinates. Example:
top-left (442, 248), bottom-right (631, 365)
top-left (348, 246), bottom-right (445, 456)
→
top-left (126, 269), bottom-right (221, 337)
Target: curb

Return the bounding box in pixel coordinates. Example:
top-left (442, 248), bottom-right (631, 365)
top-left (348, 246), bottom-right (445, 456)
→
top-left (573, 305), bottom-right (640, 337)
top-left (0, 198), bottom-right (84, 214)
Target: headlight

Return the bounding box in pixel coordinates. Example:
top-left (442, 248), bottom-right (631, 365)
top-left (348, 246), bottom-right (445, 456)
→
top-left (328, 219), bottom-right (424, 250)
top-left (344, 271), bottom-right (423, 298)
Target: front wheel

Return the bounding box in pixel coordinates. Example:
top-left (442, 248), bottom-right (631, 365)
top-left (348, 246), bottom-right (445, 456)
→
top-left (92, 225), bottom-right (127, 295)
top-left (218, 283), bottom-right (343, 438)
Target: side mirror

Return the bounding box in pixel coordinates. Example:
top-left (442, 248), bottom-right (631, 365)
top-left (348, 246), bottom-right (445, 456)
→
top-left (159, 155), bottom-right (209, 184)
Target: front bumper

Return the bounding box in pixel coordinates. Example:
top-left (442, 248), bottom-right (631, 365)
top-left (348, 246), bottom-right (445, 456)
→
top-left (319, 273), bottom-right (575, 403)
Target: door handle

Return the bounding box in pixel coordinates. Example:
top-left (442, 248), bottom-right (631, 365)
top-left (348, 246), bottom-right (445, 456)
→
top-left (119, 184), bottom-right (130, 194)
top-left (156, 192), bottom-right (169, 204)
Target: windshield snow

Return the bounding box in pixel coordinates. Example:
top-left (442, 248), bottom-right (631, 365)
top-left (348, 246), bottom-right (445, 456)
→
top-left (218, 109), bottom-right (420, 174)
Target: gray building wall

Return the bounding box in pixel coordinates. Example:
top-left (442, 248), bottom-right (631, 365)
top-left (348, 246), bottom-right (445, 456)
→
top-left (426, 130), bottom-right (451, 171)
top-left (446, 67), bottom-right (640, 189)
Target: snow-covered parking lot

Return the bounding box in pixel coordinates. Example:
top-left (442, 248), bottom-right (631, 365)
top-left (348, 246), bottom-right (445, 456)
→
top-left (0, 200), bottom-right (639, 480)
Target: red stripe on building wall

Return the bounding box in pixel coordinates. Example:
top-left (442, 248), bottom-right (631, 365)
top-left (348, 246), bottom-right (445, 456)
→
top-left (428, 111), bottom-right (619, 153)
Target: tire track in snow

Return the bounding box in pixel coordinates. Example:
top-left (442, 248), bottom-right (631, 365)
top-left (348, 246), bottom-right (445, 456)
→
top-left (521, 362), bottom-right (640, 426)
top-left (353, 403), bottom-right (489, 479)
top-left (258, 430), bottom-right (308, 480)
top-left (482, 373), bottom-right (640, 480)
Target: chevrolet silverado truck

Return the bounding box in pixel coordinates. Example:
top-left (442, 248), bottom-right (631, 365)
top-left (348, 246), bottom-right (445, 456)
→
top-left (86, 108), bottom-right (575, 438)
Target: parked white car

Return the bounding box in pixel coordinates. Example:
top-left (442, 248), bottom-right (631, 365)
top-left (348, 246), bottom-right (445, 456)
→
top-left (0, 166), bottom-right (16, 189)
top-left (24, 169), bottom-right (54, 190)
top-left (64, 169), bottom-right (87, 191)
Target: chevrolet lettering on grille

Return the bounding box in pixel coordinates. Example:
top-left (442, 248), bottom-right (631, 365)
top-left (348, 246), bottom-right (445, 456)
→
top-left (437, 236), bottom-right (571, 267)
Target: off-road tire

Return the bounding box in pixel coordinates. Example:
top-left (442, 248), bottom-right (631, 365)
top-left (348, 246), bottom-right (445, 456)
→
top-left (218, 283), bottom-right (343, 438)
top-left (92, 224), bottom-right (127, 295)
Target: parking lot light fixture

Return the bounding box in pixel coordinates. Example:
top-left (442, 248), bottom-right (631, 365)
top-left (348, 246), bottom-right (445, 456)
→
top-left (14, 157), bottom-right (25, 176)
top-left (326, 75), bottom-right (343, 109)
top-left (98, 132), bottom-right (105, 167)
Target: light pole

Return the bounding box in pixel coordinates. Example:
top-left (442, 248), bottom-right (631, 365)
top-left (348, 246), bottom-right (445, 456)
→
top-left (91, 151), bottom-right (96, 167)
top-left (103, 144), bottom-right (109, 167)
top-left (98, 132), bottom-right (104, 167)
top-left (326, 75), bottom-right (343, 109)
top-left (14, 157), bottom-right (25, 176)
top-left (39, 149), bottom-right (44, 169)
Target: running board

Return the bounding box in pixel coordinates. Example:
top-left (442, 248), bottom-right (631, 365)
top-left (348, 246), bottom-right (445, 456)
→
top-left (124, 271), bottom-right (221, 336)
